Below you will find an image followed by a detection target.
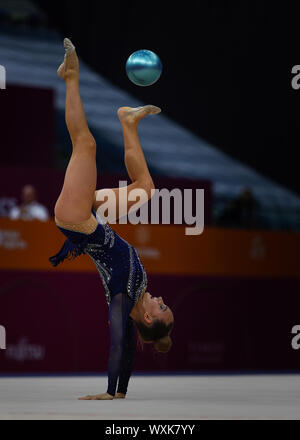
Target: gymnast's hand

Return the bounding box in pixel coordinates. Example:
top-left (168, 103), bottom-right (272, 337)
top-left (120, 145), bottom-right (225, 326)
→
top-left (78, 393), bottom-right (114, 400)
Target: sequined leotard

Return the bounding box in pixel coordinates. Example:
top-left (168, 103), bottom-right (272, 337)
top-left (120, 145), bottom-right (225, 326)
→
top-left (50, 213), bottom-right (148, 396)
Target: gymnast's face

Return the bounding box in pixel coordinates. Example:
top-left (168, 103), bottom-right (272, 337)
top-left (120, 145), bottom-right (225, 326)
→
top-left (143, 292), bottom-right (174, 326)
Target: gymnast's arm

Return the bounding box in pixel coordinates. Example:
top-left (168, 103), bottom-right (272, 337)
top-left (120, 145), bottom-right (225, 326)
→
top-left (106, 292), bottom-right (134, 398)
top-left (78, 293), bottom-right (132, 401)
top-left (115, 316), bottom-right (136, 398)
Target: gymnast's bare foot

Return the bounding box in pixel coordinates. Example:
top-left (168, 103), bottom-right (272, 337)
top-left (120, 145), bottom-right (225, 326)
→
top-left (114, 393), bottom-right (126, 399)
top-left (118, 105), bottom-right (161, 125)
top-left (78, 393), bottom-right (114, 401)
top-left (57, 38), bottom-right (79, 81)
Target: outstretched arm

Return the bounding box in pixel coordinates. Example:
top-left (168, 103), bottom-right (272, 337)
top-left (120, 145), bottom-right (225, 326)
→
top-left (116, 317), bottom-right (136, 397)
top-left (78, 293), bottom-right (134, 401)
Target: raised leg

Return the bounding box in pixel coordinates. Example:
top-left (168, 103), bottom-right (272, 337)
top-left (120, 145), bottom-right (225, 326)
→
top-left (93, 106), bottom-right (160, 221)
top-left (54, 39), bottom-right (97, 224)
top-left (118, 106), bottom-right (160, 187)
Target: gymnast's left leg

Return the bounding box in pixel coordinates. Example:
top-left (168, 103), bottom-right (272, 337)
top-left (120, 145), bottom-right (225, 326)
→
top-left (54, 39), bottom-right (97, 230)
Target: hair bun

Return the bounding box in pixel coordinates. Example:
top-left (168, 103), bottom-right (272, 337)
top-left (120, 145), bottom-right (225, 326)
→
top-left (154, 336), bottom-right (172, 354)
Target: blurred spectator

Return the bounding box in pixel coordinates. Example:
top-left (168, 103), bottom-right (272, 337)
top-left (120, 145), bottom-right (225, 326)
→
top-left (10, 185), bottom-right (49, 222)
top-left (217, 188), bottom-right (260, 229)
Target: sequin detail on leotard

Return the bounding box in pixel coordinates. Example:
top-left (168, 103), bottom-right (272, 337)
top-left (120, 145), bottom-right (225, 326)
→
top-left (84, 225), bottom-right (148, 306)
top-left (51, 215), bottom-right (148, 306)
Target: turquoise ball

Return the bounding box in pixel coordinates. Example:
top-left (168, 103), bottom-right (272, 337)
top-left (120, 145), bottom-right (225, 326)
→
top-left (126, 50), bottom-right (163, 87)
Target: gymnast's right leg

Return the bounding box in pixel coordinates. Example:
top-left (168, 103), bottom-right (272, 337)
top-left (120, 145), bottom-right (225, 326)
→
top-left (54, 39), bottom-right (98, 232)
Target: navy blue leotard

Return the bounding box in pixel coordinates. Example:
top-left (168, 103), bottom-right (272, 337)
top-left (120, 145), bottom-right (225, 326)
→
top-left (50, 213), bottom-right (148, 396)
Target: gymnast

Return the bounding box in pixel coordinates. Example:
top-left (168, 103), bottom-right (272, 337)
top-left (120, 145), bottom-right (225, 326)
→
top-left (50, 39), bottom-right (174, 400)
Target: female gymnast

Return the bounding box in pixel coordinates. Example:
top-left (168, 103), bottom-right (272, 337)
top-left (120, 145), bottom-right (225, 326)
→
top-left (50, 39), bottom-right (174, 400)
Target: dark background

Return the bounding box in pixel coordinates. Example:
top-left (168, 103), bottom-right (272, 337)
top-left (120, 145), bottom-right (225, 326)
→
top-left (36, 0), bottom-right (300, 195)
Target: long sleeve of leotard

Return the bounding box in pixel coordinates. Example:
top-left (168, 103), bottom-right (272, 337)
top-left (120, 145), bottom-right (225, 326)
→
top-left (117, 316), bottom-right (136, 395)
top-left (107, 292), bottom-right (136, 397)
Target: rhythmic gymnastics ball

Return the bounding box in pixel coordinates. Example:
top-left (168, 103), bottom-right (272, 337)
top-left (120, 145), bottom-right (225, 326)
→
top-left (126, 50), bottom-right (163, 87)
